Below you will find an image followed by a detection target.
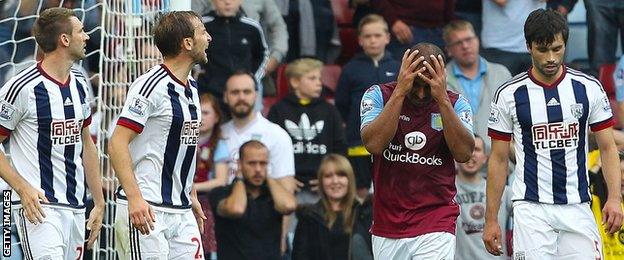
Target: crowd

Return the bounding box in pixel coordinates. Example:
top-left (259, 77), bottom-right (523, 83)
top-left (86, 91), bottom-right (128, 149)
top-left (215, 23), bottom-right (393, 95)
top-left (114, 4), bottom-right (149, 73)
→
top-left (1, 0), bottom-right (624, 260)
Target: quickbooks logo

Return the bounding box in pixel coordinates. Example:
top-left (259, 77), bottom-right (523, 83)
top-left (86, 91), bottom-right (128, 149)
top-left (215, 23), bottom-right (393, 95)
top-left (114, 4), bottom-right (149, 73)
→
top-left (285, 113), bottom-right (324, 141)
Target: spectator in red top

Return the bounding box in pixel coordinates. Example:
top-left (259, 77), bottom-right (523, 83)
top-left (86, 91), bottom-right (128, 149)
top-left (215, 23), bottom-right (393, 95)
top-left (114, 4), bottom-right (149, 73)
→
top-left (373, 0), bottom-right (454, 57)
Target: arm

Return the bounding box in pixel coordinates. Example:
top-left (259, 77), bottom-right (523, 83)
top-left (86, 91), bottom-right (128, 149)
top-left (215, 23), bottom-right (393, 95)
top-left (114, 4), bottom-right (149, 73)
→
top-left (291, 212), bottom-right (312, 260)
top-left (250, 21), bottom-right (270, 80)
top-left (0, 135), bottom-right (48, 223)
top-left (419, 55), bottom-right (474, 162)
top-left (334, 70), bottom-right (351, 121)
top-left (262, 0), bottom-right (289, 72)
top-left (216, 180), bottom-right (247, 218)
top-left (81, 130), bottom-right (105, 249)
top-left (482, 139), bottom-right (510, 256)
top-left (108, 125), bottom-right (155, 235)
top-left (492, 0), bottom-right (507, 7)
top-left (332, 107), bottom-right (348, 155)
top-left (267, 177), bottom-right (297, 215)
top-left (193, 162), bottom-right (228, 192)
top-left (594, 127), bottom-right (624, 234)
top-left (361, 50), bottom-right (424, 154)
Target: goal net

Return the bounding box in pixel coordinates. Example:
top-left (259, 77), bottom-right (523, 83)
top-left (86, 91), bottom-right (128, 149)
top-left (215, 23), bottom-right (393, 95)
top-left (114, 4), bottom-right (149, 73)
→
top-left (0, 0), bottom-right (187, 259)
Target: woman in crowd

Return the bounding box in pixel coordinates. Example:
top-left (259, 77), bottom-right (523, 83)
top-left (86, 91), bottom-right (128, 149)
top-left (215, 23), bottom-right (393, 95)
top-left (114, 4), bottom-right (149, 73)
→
top-left (292, 154), bottom-right (372, 260)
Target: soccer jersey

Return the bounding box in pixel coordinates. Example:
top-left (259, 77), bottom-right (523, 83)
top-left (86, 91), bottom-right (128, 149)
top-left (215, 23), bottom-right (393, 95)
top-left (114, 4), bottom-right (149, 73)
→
top-left (115, 64), bottom-right (201, 209)
top-left (221, 113), bottom-right (295, 179)
top-left (360, 83), bottom-right (473, 238)
top-left (488, 66), bottom-right (614, 204)
top-left (0, 63), bottom-right (92, 208)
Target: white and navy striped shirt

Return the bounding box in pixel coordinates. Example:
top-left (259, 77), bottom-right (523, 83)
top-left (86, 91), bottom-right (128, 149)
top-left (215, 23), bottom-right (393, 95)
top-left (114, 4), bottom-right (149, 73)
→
top-left (115, 64), bottom-right (200, 209)
top-left (488, 67), bottom-right (614, 204)
top-left (0, 63), bottom-right (92, 209)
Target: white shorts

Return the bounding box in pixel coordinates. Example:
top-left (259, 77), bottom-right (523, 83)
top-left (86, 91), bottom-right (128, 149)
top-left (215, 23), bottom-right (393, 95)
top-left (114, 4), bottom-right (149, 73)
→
top-left (13, 205), bottom-right (85, 260)
top-left (512, 201), bottom-right (602, 260)
top-left (372, 232), bottom-right (455, 260)
top-left (114, 202), bottom-right (204, 260)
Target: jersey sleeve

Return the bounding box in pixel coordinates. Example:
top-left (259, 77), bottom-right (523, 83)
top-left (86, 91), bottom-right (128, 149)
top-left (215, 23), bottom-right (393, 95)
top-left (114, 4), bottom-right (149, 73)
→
top-left (0, 80), bottom-right (28, 136)
top-left (588, 83), bottom-right (615, 132)
top-left (615, 57), bottom-right (624, 102)
top-left (214, 139), bottom-right (229, 163)
top-left (269, 126), bottom-right (295, 179)
top-left (453, 94), bottom-right (474, 134)
top-left (359, 85), bottom-right (384, 131)
top-left (488, 92), bottom-right (513, 141)
top-left (116, 78), bottom-right (158, 133)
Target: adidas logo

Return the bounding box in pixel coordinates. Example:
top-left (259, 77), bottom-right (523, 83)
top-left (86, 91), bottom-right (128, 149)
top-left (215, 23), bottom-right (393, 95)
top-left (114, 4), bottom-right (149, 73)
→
top-left (385, 71), bottom-right (396, 77)
top-left (284, 113), bottom-right (324, 141)
top-left (64, 97), bottom-right (73, 106)
top-left (547, 97), bottom-right (560, 106)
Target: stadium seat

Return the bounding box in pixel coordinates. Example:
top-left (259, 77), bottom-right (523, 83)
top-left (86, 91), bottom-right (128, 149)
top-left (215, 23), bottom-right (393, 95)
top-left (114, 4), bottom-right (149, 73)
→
top-left (331, 0), bottom-right (354, 27)
top-left (321, 64), bottom-right (342, 94)
top-left (337, 28), bottom-right (360, 65)
top-left (275, 64), bottom-right (290, 99)
top-left (598, 63), bottom-right (616, 96)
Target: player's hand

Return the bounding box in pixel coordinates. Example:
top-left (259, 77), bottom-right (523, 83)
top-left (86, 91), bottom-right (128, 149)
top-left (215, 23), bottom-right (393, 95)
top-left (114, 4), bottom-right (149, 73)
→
top-left (86, 203), bottom-right (104, 249)
top-left (418, 54), bottom-right (449, 104)
top-left (482, 220), bottom-right (504, 256)
top-left (191, 196), bottom-right (207, 233)
top-left (395, 49), bottom-right (425, 97)
top-left (16, 182), bottom-right (49, 224)
top-left (128, 197), bottom-right (155, 235)
top-left (391, 20), bottom-right (412, 44)
top-left (602, 198), bottom-right (624, 234)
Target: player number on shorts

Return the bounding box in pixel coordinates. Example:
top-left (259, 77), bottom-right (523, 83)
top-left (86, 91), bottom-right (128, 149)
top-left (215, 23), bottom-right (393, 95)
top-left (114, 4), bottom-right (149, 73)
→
top-left (76, 246), bottom-right (83, 260)
top-left (191, 237), bottom-right (202, 259)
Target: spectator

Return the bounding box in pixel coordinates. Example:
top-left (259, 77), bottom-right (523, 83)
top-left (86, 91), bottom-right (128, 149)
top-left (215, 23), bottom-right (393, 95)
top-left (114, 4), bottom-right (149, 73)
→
top-left (443, 20), bottom-right (511, 151)
top-left (268, 58), bottom-right (346, 204)
top-left (221, 71), bottom-right (296, 191)
top-left (454, 0), bottom-right (482, 37)
top-left (210, 140), bottom-right (297, 259)
top-left (585, 0), bottom-right (624, 76)
top-left (292, 154), bottom-right (373, 260)
top-left (481, 0), bottom-right (545, 76)
top-left (589, 151), bottom-right (624, 259)
top-left (614, 56), bottom-right (624, 125)
top-left (455, 135), bottom-right (512, 259)
top-left (198, 0), bottom-right (269, 110)
top-left (350, 0), bottom-right (376, 29)
top-left (547, 0), bottom-right (578, 17)
top-left (276, 0), bottom-right (318, 61)
top-left (372, 0), bottom-right (454, 57)
top-left (335, 14), bottom-right (399, 199)
top-left (193, 93), bottom-right (229, 258)
top-left (309, 0), bottom-right (339, 63)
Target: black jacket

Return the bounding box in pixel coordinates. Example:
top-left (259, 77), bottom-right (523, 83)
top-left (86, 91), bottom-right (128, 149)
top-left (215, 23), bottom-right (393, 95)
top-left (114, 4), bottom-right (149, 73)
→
top-left (267, 94), bottom-right (346, 183)
top-left (292, 198), bottom-right (373, 260)
top-left (334, 52), bottom-right (399, 147)
top-left (199, 10), bottom-right (268, 95)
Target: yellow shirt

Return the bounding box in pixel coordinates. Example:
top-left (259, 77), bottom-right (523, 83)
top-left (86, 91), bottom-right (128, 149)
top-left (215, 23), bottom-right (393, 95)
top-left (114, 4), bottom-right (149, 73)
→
top-left (591, 195), bottom-right (624, 259)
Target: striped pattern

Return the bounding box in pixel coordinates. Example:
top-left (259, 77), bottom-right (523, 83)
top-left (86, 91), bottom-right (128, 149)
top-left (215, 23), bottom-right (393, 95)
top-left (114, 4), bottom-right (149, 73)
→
top-left (129, 216), bottom-right (142, 260)
top-left (138, 66), bottom-right (167, 98)
top-left (4, 67), bottom-right (39, 105)
top-left (18, 209), bottom-right (33, 260)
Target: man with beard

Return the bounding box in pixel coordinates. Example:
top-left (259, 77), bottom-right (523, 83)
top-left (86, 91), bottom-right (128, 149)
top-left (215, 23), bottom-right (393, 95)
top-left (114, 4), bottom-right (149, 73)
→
top-left (360, 43), bottom-right (475, 259)
top-left (221, 71), bottom-right (296, 191)
top-left (109, 11), bottom-right (211, 258)
top-left (484, 9), bottom-right (623, 259)
top-left (455, 135), bottom-right (512, 259)
top-left (209, 140), bottom-right (296, 259)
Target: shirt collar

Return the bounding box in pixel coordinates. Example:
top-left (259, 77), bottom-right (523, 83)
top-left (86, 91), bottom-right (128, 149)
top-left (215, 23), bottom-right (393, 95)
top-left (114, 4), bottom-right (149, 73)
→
top-left (453, 56), bottom-right (488, 79)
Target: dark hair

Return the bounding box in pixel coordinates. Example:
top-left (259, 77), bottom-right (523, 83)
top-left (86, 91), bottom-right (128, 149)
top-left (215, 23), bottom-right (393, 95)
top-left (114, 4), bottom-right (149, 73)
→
top-left (409, 42), bottom-right (446, 64)
top-left (226, 70), bottom-right (258, 91)
top-left (32, 7), bottom-right (75, 53)
top-left (153, 11), bottom-right (201, 58)
top-left (239, 140), bottom-right (267, 161)
top-left (524, 9), bottom-right (569, 48)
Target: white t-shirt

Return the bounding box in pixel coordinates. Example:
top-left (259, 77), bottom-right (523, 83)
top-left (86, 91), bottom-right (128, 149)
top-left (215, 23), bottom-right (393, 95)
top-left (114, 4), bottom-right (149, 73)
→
top-left (221, 113), bottom-right (295, 179)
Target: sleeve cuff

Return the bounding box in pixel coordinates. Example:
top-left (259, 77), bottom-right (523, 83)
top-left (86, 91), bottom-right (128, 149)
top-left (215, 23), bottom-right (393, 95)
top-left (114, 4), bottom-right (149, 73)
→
top-left (590, 117), bottom-right (615, 132)
top-left (0, 125), bottom-right (11, 136)
top-left (117, 117), bottom-right (144, 133)
top-left (82, 116), bottom-right (92, 128)
top-left (488, 128), bottom-right (512, 141)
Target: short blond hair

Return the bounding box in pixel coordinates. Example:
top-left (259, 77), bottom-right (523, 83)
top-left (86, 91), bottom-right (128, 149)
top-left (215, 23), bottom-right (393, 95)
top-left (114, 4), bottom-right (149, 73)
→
top-left (285, 58), bottom-right (323, 83)
top-left (442, 20), bottom-right (476, 44)
top-left (357, 14), bottom-right (389, 35)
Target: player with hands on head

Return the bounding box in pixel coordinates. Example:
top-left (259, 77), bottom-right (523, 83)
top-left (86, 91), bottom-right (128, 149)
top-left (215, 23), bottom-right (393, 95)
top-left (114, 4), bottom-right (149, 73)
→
top-left (360, 43), bottom-right (475, 259)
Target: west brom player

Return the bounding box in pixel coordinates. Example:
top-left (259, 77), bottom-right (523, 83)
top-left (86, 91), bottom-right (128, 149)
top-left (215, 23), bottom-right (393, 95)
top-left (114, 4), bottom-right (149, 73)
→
top-left (0, 7), bottom-right (104, 259)
top-left (484, 9), bottom-right (624, 259)
top-left (360, 43), bottom-right (474, 259)
top-left (109, 11), bottom-right (211, 259)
